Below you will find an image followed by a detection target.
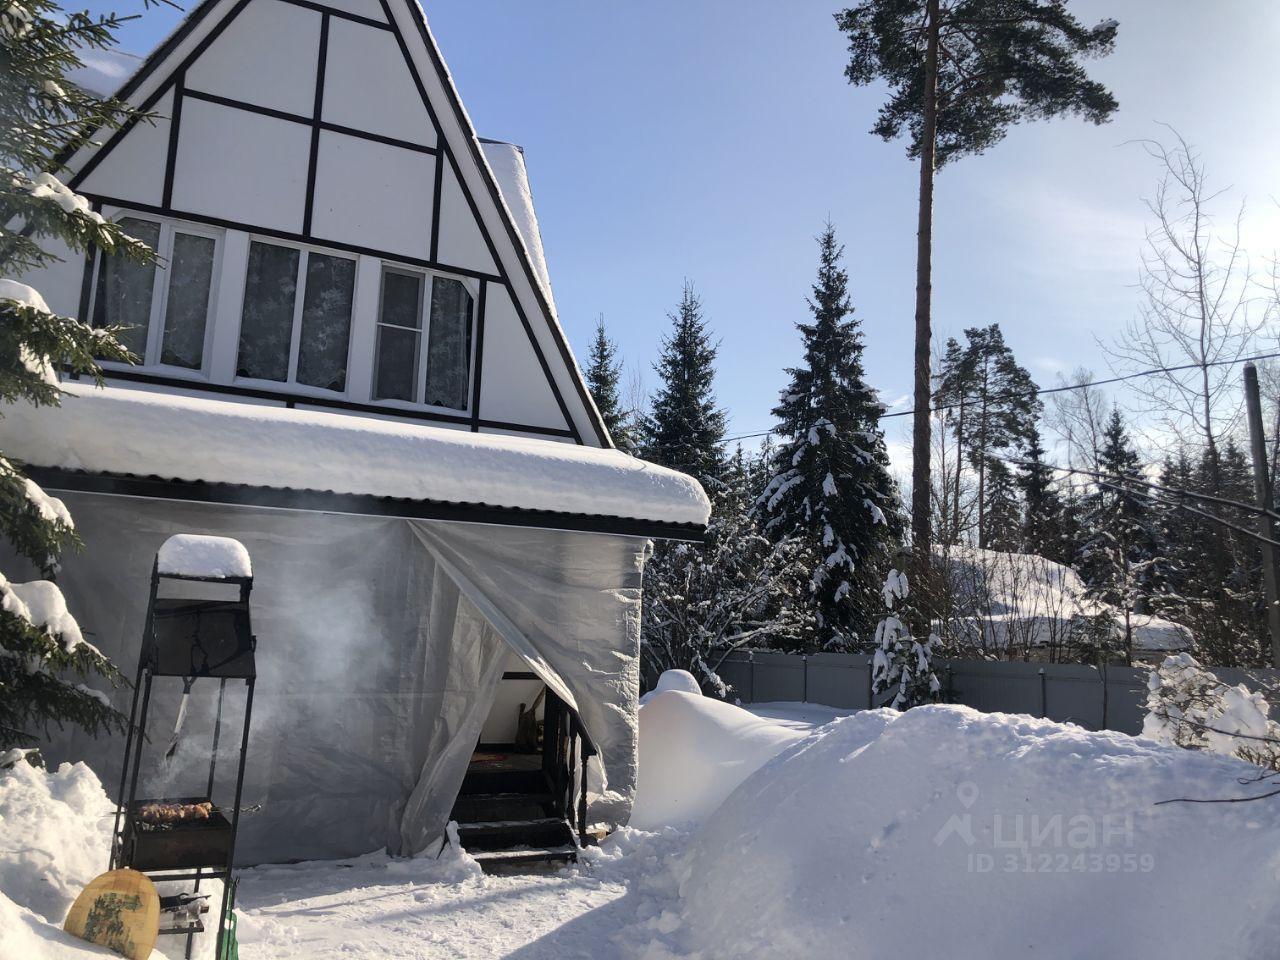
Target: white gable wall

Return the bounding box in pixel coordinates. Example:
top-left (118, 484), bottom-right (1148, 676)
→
top-left (321, 17), bottom-right (435, 147)
top-left (185, 0), bottom-right (320, 115)
top-left (42, 0), bottom-right (608, 445)
top-left (310, 132), bottom-right (435, 254)
top-left (172, 98), bottom-right (311, 232)
top-left (77, 89), bottom-right (173, 207)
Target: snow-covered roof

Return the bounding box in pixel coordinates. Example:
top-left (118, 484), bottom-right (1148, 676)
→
top-left (2, 385), bottom-right (710, 530)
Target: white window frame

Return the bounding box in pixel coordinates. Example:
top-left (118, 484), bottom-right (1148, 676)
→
top-left (91, 211), bottom-right (223, 377)
top-left (232, 235), bottom-right (360, 398)
top-left (369, 261), bottom-right (478, 415)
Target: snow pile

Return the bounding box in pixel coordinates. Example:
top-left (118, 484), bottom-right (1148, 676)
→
top-left (636, 705), bottom-right (1280, 959)
top-left (0, 759), bottom-right (127, 958)
top-left (157, 534), bottom-right (252, 580)
top-left (629, 691), bottom-right (804, 830)
top-left (940, 546), bottom-right (1191, 652)
top-left (0, 384), bottom-right (711, 526)
top-left (639, 668), bottom-right (701, 705)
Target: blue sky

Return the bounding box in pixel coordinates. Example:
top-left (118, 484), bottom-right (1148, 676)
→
top-left (89, 1), bottom-right (1280, 460)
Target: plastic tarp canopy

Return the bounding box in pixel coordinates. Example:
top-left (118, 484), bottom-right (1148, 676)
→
top-left (22, 492), bottom-right (646, 864)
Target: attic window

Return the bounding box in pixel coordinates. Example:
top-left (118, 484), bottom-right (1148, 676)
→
top-left (373, 268), bottom-right (473, 410)
top-left (90, 216), bottom-right (219, 371)
top-left (235, 239), bottom-right (356, 393)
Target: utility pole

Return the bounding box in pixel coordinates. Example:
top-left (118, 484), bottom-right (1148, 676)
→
top-left (1243, 363), bottom-right (1280, 667)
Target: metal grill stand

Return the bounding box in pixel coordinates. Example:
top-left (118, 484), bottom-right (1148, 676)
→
top-left (110, 558), bottom-right (257, 960)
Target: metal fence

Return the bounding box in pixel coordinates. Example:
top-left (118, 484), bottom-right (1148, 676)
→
top-left (712, 650), bottom-right (1280, 735)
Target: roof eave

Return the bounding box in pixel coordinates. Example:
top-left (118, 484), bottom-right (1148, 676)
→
top-left (27, 466), bottom-right (706, 543)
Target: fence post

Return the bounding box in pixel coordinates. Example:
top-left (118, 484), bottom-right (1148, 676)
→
top-left (1038, 667), bottom-right (1046, 718)
top-left (802, 654), bottom-right (808, 704)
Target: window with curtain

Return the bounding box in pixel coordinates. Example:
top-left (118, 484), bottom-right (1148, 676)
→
top-left (236, 240), bottom-right (356, 392)
top-left (424, 277), bottom-right (473, 411)
top-left (92, 216), bottom-right (217, 369)
top-left (373, 269), bottom-right (474, 410)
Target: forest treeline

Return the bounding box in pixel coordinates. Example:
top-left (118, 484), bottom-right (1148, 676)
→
top-left (588, 136), bottom-right (1280, 700)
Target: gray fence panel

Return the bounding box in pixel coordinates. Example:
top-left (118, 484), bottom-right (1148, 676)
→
top-left (804, 653), bottom-right (871, 709)
top-left (750, 652), bottom-right (807, 703)
top-left (657, 650), bottom-right (1280, 737)
top-left (943, 660), bottom-right (1044, 717)
top-left (716, 653), bottom-right (754, 701)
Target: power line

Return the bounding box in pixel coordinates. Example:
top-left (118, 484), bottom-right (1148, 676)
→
top-left (997, 454), bottom-right (1280, 523)
top-left (719, 349), bottom-right (1280, 446)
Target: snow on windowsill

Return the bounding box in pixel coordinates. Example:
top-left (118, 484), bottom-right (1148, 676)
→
top-left (0, 384), bottom-right (711, 527)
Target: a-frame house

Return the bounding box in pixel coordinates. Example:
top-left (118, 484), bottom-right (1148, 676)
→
top-left (32, 0), bottom-right (608, 445)
top-left (3, 0), bottom-right (709, 877)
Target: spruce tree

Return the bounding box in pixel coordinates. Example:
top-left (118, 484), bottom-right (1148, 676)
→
top-left (759, 224), bottom-right (903, 649)
top-left (1019, 422), bottom-right (1067, 563)
top-left (0, 0), bottom-right (149, 748)
top-left (1077, 409), bottom-right (1160, 663)
top-left (642, 283), bottom-right (726, 491)
top-left (584, 315), bottom-right (634, 450)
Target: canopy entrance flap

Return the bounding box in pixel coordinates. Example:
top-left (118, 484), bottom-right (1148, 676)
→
top-left (413, 526), bottom-right (577, 711)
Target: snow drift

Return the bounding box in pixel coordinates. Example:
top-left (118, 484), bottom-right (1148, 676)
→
top-left (629, 691), bottom-right (804, 830)
top-left (0, 758), bottom-right (208, 958)
top-left (644, 705), bottom-right (1280, 959)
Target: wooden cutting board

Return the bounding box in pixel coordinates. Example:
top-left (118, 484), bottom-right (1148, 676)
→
top-left (63, 868), bottom-right (160, 960)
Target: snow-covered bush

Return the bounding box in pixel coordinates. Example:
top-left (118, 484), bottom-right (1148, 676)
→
top-left (871, 566), bottom-right (939, 708)
top-left (1143, 653), bottom-right (1280, 771)
top-left (642, 461), bottom-right (816, 696)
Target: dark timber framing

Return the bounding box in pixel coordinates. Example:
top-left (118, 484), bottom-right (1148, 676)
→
top-left (469, 279), bottom-right (487, 431)
top-left (94, 366), bottom-right (577, 438)
top-left (27, 467), bottom-right (707, 543)
top-left (61, 0), bottom-right (614, 447)
top-left (301, 12), bottom-right (328, 238)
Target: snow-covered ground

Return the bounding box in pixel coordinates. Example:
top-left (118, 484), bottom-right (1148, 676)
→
top-left (10, 692), bottom-right (1280, 959)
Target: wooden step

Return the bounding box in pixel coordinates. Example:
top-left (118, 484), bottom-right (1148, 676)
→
top-left (456, 817), bottom-right (575, 853)
top-left (471, 845), bottom-right (578, 869)
top-left (459, 769), bottom-right (548, 796)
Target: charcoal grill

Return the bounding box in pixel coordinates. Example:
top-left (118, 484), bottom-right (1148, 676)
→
top-left (110, 549), bottom-right (257, 960)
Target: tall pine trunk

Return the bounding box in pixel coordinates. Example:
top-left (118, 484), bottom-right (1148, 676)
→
top-left (911, 0), bottom-right (940, 577)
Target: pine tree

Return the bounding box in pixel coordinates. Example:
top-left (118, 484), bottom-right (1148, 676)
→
top-left (0, 0), bottom-right (149, 748)
top-left (759, 224), bottom-right (903, 649)
top-left (1076, 409), bottom-right (1160, 664)
top-left (836, 0), bottom-right (1118, 557)
top-left (935, 324), bottom-right (1040, 549)
top-left (583, 315), bottom-right (634, 450)
top-left (642, 284), bottom-right (726, 491)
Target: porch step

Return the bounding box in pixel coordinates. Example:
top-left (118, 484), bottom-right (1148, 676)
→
top-left (471, 844), bottom-right (578, 869)
top-left (456, 816), bottom-right (576, 853)
top-left (459, 769), bottom-right (548, 796)
top-left (463, 791), bottom-right (555, 804)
